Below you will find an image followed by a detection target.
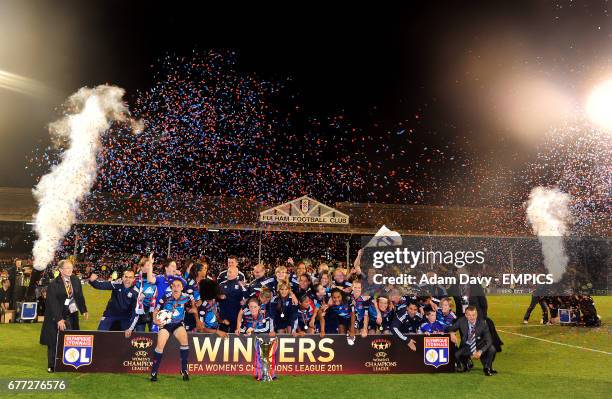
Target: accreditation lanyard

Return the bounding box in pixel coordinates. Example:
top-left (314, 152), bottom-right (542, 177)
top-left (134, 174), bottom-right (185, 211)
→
top-left (63, 278), bottom-right (78, 313)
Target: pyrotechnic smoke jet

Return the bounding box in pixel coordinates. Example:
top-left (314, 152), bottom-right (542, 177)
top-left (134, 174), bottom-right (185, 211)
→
top-left (526, 186), bottom-right (572, 283)
top-left (31, 85), bottom-right (132, 272)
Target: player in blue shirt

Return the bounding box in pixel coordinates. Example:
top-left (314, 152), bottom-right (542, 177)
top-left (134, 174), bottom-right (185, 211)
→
top-left (332, 269), bottom-right (353, 293)
top-left (131, 255), bottom-right (158, 332)
top-left (195, 279), bottom-right (227, 338)
top-left (350, 279), bottom-right (371, 337)
top-left (150, 279), bottom-right (192, 382)
top-left (391, 302), bottom-right (421, 351)
top-left (317, 272), bottom-right (332, 295)
top-left (310, 283), bottom-right (330, 309)
top-left (217, 255), bottom-right (246, 284)
top-left (182, 265), bottom-right (203, 332)
top-left (294, 274), bottom-right (313, 300)
top-left (289, 261), bottom-right (309, 292)
top-left (240, 297), bottom-right (275, 335)
top-left (219, 265), bottom-right (249, 332)
top-left (436, 297), bottom-right (457, 330)
top-left (248, 264), bottom-right (275, 297)
top-left (419, 309), bottom-right (447, 334)
top-left (292, 295), bottom-right (324, 337)
top-left (236, 288), bottom-right (274, 334)
top-left (155, 259), bottom-right (188, 297)
top-left (88, 270), bottom-right (138, 331)
top-left (271, 282), bottom-right (297, 333)
top-left (263, 265), bottom-right (286, 295)
top-left (321, 288), bottom-right (355, 338)
top-left (368, 295), bottom-right (394, 335)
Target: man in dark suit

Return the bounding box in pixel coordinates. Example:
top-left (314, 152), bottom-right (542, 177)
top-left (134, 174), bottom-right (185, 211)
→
top-left (39, 259), bottom-right (88, 372)
top-left (447, 305), bottom-right (497, 376)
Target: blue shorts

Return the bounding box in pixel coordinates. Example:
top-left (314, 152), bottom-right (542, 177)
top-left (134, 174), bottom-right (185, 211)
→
top-left (162, 322), bottom-right (185, 334)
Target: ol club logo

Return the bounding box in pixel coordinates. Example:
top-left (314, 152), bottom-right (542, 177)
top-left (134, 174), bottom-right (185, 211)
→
top-left (62, 335), bottom-right (94, 369)
top-left (371, 338), bottom-right (392, 350)
top-left (423, 336), bottom-right (449, 368)
top-left (131, 336), bottom-right (153, 349)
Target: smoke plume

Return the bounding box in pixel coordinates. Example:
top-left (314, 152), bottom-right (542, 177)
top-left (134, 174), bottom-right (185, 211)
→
top-left (526, 186), bottom-right (572, 282)
top-left (32, 85), bottom-right (130, 271)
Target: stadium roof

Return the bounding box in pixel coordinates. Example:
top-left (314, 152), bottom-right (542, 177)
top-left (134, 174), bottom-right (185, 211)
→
top-left (0, 187), bottom-right (608, 237)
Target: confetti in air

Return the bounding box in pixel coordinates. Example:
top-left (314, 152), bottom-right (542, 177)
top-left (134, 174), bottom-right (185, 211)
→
top-left (24, 52), bottom-right (610, 264)
top-left (525, 186), bottom-right (572, 283)
top-left (32, 85), bottom-right (133, 271)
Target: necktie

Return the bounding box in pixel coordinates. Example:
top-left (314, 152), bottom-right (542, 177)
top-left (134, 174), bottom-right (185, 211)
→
top-left (64, 278), bottom-right (73, 298)
top-left (468, 322), bottom-right (477, 353)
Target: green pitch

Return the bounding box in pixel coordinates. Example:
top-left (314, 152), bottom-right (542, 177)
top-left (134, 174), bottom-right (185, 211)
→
top-left (0, 287), bottom-right (610, 399)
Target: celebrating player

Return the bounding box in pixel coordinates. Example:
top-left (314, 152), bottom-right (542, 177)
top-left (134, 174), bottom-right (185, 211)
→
top-left (155, 259), bottom-right (187, 297)
top-left (436, 297), bottom-right (457, 330)
top-left (310, 283), bottom-right (329, 309)
top-left (391, 302), bottom-right (421, 351)
top-left (195, 279), bottom-right (227, 338)
top-left (290, 261), bottom-right (308, 291)
top-left (350, 279), bottom-right (370, 338)
top-left (240, 297), bottom-right (275, 335)
top-left (294, 274), bottom-right (313, 299)
top-left (419, 309), bottom-right (447, 334)
top-left (317, 272), bottom-right (332, 295)
top-left (271, 282), bottom-right (296, 334)
top-left (321, 287), bottom-right (355, 339)
top-left (130, 254), bottom-right (158, 332)
top-left (332, 268), bottom-right (352, 293)
top-left (369, 295), bottom-right (394, 335)
top-left (248, 263), bottom-right (275, 297)
top-left (237, 287), bottom-right (273, 333)
top-left (88, 269), bottom-right (137, 331)
top-left (292, 295), bottom-right (324, 337)
top-left (149, 279), bottom-right (192, 382)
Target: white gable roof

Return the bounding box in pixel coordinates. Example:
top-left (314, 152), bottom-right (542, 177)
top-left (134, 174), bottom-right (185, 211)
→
top-left (259, 196), bottom-right (349, 225)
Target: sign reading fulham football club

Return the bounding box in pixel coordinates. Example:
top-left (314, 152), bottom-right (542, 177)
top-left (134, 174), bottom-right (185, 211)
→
top-left (259, 196), bottom-right (349, 225)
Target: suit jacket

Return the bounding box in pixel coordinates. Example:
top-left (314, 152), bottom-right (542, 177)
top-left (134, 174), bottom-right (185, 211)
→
top-left (447, 316), bottom-right (492, 354)
top-left (39, 275), bottom-right (87, 346)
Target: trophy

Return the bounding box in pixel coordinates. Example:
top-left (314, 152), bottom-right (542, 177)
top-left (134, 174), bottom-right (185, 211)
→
top-left (254, 336), bottom-right (277, 382)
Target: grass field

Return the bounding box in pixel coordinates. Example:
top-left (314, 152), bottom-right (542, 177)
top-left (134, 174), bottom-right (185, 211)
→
top-left (0, 287), bottom-right (610, 399)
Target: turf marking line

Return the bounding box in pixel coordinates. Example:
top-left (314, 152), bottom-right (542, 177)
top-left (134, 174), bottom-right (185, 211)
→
top-left (498, 329), bottom-right (612, 355)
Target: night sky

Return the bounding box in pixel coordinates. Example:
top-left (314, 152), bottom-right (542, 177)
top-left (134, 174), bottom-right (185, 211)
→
top-left (0, 1), bottom-right (610, 207)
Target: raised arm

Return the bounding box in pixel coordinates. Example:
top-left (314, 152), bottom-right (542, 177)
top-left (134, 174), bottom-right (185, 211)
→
top-left (88, 274), bottom-right (116, 290)
top-left (146, 253), bottom-right (156, 284)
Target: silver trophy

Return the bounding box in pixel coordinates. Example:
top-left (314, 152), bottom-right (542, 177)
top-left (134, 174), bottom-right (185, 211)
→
top-left (255, 336), bottom-right (277, 382)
